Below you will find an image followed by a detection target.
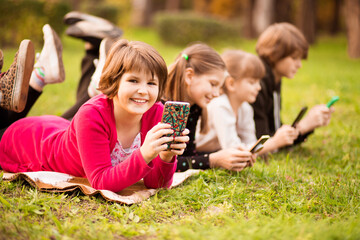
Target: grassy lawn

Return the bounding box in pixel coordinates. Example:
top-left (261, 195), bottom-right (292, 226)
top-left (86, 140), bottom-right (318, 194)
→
top-left (1, 28), bottom-right (360, 239)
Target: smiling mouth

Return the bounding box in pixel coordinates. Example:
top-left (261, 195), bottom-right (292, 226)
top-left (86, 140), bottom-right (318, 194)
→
top-left (131, 98), bottom-right (148, 103)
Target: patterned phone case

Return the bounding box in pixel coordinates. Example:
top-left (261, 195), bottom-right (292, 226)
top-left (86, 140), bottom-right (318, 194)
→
top-left (161, 101), bottom-right (190, 148)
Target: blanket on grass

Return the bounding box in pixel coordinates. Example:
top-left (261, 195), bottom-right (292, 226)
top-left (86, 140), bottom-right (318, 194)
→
top-left (1, 170), bottom-right (200, 205)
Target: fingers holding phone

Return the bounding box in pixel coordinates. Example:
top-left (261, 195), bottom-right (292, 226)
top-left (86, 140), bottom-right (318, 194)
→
top-left (160, 128), bottom-right (190, 159)
top-left (159, 101), bottom-right (190, 161)
top-left (141, 123), bottom-right (176, 163)
top-left (209, 148), bottom-right (253, 171)
top-left (273, 125), bottom-right (299, 147)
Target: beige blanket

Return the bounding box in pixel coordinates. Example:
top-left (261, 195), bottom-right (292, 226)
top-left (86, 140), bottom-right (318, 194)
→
top-left (1, 170), bottom-right (200, 205)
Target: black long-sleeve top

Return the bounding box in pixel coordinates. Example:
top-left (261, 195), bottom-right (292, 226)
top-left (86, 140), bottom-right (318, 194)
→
top-left (251, 58), bottom-right (313, 145)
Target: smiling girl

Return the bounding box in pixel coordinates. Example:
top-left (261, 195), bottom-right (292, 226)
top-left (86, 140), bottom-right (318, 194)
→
top-left (0, 39), bottom-right (189, 192)
top-left (163, 43), bottom-right (254, 172)
top-left (196, 50), bottom-right (265, 152)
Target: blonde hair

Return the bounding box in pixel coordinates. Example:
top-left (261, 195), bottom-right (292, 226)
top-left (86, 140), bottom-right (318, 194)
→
top-left (98, 39), bottom-right (167, 101)
top-left (256, 22), bottom-right (309, 67)
top-left (164, 43), bottom-right (226, 133)
top-left (221, 50), bottom-right (265, 90)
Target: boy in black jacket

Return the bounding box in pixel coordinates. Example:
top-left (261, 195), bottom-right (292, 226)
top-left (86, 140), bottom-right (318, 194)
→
top-left (251, 23), bottom-right (334, 153)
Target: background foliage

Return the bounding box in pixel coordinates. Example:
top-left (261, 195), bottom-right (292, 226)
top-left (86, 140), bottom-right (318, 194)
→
top-left (154, 11), bottom-right (240, 45)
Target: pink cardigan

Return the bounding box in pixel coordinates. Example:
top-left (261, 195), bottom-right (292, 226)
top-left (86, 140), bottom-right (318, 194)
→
top-left (0, 94), bottom-right (177, 192)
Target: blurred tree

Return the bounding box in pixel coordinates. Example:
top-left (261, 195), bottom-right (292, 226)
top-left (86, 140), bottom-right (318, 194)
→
top-left (297, 0), bottom-right (316, 44)
top-left (209, 0), bottom-right (242, 18)
top-left (193, 0), bottom-right (211, 14)
top-left (345, 0), bottom-right (360, 58)
top-left (253, 0), bottom-right (274, 36)
top-left (69, 0), bottom-right (82, 10)
top-left (131, 0), bottom-right (153, 26)
top-left (243, 0), bottom-right (256, 38)
top-left (330, 0), bottom-right (341, 35)
top-left (274, 0), bottom-right (293, 23)
top-left (166, 0), bottom-right (181, 11)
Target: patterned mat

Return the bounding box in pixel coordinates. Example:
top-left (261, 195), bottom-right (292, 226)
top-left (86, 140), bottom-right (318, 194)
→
top-left (1, 170), bottom-right (200, 205)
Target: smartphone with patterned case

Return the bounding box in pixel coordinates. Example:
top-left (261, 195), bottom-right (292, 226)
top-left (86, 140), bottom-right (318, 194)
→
top-left (161, 101), bottom-right (190, 149)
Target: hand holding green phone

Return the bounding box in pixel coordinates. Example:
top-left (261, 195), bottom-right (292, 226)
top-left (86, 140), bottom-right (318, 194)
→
top-left (326, 96), bottom-right (339, 108)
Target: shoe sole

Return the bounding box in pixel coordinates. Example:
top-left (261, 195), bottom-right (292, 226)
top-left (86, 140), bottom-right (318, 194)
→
top-left (64, 11), bottom-right (112, 26)
top-left (48, 25), bottom-right (65, 82)
top-left (41, 24), bottom-right (65, 83)
top-left (12, 40), bottom-right (34, 112)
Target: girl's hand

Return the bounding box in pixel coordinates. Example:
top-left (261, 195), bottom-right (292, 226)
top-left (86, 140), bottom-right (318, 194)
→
top-left (236, 145), bottom-right (256, 167)
top-left (159, 128), bottom-right (190, 162)
top-left (272, 125), bottom-right (299, 148)
top-left (297, 104), bottom-right (334, 134)
top-left (247, 153), bottom-right (257, 167)
top-left (209, 148), bottom-right (253, 172)
top-left (140, 123), bottom-right (175, 163)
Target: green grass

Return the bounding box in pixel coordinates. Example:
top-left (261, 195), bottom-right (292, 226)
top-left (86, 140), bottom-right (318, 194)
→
top-left (1, 28), bottom-right (360, 239)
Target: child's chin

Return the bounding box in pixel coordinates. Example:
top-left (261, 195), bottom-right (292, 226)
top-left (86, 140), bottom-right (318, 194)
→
top-left (247, 97), bottom-right (257, 103)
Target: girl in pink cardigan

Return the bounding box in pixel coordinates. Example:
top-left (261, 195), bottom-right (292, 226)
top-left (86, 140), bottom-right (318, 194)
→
top-left (0, 39), bottom-right (189, 192)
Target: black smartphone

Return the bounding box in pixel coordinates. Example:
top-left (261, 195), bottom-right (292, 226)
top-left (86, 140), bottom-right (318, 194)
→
top-left (291, 106), bottom-right (308, 128)
top-left (249, 135), bottom-right (270, 153)
top-left (161, 101), bottom-right (190, 148)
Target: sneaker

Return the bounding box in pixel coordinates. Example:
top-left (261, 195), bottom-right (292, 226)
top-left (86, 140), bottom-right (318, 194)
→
top-left (0, 50), bottom-right (3, 71)
top-left (0, 40), bottom-right (34, 112)
top-left (88, 38), bottom-right (116, 97)
top-left (34, 24), bottom-right (65, 84)
top-left (64, 11), bottom-right (123, 42)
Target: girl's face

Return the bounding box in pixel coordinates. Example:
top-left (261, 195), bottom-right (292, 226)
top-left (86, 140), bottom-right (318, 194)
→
top-left (114, 70), bottom-right (159, 115)
top-left (234, 77), bottom-right (262, 104)
top-left (273, 55), bottom-right (302, 79)
top-left (185, 69), bottom-right (226, 108)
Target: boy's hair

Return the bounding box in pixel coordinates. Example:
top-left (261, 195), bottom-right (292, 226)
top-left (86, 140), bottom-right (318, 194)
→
top-left (164, 43), bottom-right (226, 133)
top-left (256, 22), bottom-right (309, 67)
top-left (221, 50), bottom-right (265, 90)
top-left (98, 39), bottom-right (168, 101)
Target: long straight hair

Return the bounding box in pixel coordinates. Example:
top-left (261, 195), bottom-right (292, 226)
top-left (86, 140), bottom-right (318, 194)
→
top-left (164, 43), bottom-right (226, 133)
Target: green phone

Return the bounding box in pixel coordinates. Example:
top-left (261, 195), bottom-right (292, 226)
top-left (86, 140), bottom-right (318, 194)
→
top-left (326, 96), bottom-right (339, 108)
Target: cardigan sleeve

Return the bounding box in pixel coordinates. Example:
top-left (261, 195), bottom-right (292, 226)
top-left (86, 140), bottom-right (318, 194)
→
top-left (143, 156), bottom-right (177, 188)
top-left (74, 105), bottom-right (154, 192)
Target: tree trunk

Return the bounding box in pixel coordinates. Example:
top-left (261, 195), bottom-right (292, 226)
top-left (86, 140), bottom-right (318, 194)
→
top-left (252, 0), bottom-right (275, 36)
top-left (345, 0), bottom-right (360, 58)
top-left (166, 0), bottom-right (181, 12)
top-left (274, 0), bottom-right (293, 23)
top-left (297, 0), bottom-right (316, 44)
top-left (243, 0), bottom-right (256, 38)
top-left (330, 0), bottom-right (341, 35)
top-left (131, 0), bottom-right (153, 26)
